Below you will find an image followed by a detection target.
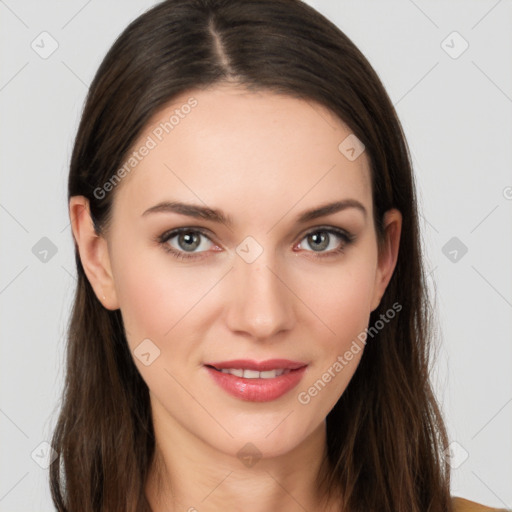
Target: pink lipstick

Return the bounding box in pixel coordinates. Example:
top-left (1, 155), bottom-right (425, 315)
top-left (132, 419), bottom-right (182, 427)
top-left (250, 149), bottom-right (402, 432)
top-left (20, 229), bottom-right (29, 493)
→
top-left (204, 359), bottom-right (307, 402)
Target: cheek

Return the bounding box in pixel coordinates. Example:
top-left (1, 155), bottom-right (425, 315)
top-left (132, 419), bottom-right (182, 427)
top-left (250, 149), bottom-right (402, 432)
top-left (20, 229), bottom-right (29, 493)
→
top-left (110, 240), bottom-right (211, 343)
top-left (110, 247), bottom-right (210, 396)
top-left (316, 272), bottom-right (374, 330)
top-left (111, 253), bottom-right (168, 343)
top-left (295, 253), bottom-right (377, 341)
top-left (292, 252), bottom-right (377, 404)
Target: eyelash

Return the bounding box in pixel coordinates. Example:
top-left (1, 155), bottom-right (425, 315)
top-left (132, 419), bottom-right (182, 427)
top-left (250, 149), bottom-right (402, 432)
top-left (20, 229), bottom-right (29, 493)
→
top-left (156, 226), bottom-right (356, 261)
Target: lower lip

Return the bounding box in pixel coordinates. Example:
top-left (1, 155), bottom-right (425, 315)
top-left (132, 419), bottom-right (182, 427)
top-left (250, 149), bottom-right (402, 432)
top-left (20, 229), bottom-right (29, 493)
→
top-left (205, 366), bottom-right (307, 402)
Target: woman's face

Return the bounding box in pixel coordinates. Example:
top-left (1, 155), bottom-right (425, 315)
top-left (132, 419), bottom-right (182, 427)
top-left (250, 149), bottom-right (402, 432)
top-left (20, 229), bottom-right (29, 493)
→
top-left (78, 84), bottom-right (400, 460)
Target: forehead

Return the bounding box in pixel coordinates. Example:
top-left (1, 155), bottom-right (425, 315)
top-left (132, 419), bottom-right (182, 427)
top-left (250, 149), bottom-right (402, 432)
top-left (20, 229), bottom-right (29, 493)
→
top-left (112, 84), bottom-right (372, 223)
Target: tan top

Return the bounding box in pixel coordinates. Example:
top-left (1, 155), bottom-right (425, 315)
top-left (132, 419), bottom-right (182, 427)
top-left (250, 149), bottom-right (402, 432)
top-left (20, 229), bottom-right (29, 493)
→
top-left (452, 497), bottom-right (510, 512)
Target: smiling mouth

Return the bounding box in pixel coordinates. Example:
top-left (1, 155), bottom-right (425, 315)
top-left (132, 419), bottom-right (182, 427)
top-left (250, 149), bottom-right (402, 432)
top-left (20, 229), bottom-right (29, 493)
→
top-left (203, 359), bottom-right (308, 402)
top-left (205, 366), bottom-right (297, 379)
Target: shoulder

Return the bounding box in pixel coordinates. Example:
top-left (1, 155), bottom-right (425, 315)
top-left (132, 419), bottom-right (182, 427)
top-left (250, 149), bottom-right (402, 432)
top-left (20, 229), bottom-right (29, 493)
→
top-left (452, 496), bottom-right (511, 512)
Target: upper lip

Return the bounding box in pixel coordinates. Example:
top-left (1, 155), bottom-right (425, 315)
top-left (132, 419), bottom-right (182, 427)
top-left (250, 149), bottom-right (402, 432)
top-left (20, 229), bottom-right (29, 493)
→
top-left (205, 359), bottom-right (307, 371)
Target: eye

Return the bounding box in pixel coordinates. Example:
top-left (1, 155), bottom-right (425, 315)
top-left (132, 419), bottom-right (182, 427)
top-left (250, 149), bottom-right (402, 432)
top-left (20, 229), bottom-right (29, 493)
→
top-left (295, 227), bottom-right (355, 258)
top-left (157, 228), bottom-right (216, 261)
top-left (156, 226), bottom-right (355, 262)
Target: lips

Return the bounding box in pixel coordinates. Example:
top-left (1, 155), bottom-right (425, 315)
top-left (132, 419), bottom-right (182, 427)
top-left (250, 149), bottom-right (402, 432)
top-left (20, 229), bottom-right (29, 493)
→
top-left (214, 368), bottom-right (288, 378)
top-left (204, 359), bottom-right (308, 402)
top-left (206, 359), bottom-right (306, 371)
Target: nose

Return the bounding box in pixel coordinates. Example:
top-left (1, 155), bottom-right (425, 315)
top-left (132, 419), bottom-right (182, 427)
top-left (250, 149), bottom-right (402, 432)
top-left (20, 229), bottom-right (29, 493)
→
top-left (224, 249), bottom-right (295, 341)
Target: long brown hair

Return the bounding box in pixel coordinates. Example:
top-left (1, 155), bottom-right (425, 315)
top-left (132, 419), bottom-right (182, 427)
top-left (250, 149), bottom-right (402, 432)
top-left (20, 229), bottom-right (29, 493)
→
top-left (50, 1), bottom-right (452, 510)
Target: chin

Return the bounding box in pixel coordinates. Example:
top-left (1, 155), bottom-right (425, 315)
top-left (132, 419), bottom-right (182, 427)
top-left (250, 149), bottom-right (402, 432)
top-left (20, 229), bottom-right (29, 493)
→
top-left (196, 409), bottom-right (323, 463)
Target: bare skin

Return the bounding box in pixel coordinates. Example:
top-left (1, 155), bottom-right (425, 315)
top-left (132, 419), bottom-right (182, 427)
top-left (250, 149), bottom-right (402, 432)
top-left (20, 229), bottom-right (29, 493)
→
top-left (70, 83), bottom-right (402, 512)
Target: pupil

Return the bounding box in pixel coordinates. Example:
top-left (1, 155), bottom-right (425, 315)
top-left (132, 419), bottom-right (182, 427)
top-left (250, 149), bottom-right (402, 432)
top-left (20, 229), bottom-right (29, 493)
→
top-left (309, 232), bottom-right (328, 251)
top-left (179, 232), bottom-right (200, 251)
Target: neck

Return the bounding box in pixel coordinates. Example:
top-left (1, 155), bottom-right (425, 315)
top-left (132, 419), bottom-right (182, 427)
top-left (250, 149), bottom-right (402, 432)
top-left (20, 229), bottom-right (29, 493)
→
top-left (145, 405), bottom-right (339, 512)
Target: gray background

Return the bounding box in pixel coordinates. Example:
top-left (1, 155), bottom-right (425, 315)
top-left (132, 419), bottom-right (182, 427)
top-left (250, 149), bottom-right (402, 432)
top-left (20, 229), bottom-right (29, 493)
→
top-left (1, 0), bottom-right (511, 510)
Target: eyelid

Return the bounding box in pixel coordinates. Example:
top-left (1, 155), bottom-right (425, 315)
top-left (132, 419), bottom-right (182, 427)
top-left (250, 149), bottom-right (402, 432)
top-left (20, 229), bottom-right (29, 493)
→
top-left (158, 224), bottom-right (353, 243)
top-left (157, 224), bottom-right (356, 259)
top-left (157, 226), bottom-right (213, 241)
top-left (157, 226), bottom-right (218, 249)
top-left (299, 224), bottom-right (354, 241)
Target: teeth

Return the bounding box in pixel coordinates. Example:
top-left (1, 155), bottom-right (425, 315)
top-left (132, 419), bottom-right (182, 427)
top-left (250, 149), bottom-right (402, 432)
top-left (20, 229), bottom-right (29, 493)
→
top-left (243, 369), bottom-right (260, 379)
top-left (260, 370), bottom-right (284, 378)
top-left (219, 368), bottom-right (288, 378)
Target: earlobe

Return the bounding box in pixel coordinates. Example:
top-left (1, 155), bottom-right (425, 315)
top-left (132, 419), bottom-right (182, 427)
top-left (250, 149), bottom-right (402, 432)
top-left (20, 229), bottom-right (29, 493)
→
top-left (69, 196), bottom-right (120, 310)
top-left (370, 208), bottom-right (402, 312)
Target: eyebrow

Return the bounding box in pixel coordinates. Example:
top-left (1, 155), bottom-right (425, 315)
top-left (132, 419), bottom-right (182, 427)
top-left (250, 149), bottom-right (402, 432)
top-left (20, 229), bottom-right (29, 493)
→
top-left (142, 199), bottom-right (367, 227)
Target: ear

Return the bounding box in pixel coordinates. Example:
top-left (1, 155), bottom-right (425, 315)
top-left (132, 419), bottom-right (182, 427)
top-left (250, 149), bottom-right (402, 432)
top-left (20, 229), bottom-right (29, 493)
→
top-left (69, 196), bottom-right (120, 310)
top-left (370, 208), bottom-right (402, 312)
